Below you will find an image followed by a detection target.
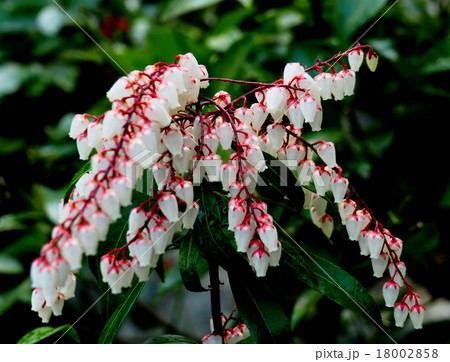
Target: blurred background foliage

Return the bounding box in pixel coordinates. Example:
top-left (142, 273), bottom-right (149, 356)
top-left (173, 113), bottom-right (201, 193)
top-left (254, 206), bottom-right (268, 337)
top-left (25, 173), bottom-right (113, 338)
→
top-left (1, 0), bottom-right (449, 344)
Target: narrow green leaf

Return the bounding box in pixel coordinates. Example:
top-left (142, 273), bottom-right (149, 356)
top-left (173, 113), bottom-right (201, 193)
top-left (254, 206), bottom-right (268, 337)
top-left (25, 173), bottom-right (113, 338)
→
top-left (98, 280), bottom-right (146, 344)
top-left (0, 278), bottom-right (31, 317)
top-left (63, 160), bottom-right (91, 203)
top-left (144, 334), bottom-right (198, 344)
top-left (18, 325), bottom-right (80, 344)
top-left (179, 234), bottom-right (207, 292)
top-left (0, 253), bottom-right (23, 274)
top-left (159, 0), bottom-right (224, 22)
top-left (282, 234), bottom-right (381, 324)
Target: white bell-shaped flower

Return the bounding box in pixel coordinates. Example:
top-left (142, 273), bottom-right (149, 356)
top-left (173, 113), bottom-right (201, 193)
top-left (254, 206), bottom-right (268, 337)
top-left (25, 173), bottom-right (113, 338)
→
top-left (366, 52), bottom-right (378, 72)
top-left (199, 64), bottom-right (209, 89)
top-left (345, 213), bottom-right (366, 241)
top-left (102, 110), bottom-right (126, 139)
top-left (151, 224), bottom-right (174, 255)
top-left (61, 238), bottom-right (83, 272)
top-left (265, 87), bottom-right (289, 122)
top-left (152, 163), bottom-right (170, 190)
top-left (388, 261), bottom-right (407, 286)
top-left (77, 223), bottom-right (100, 256)
top-left (38, 264), bottom-right (58, 306)
top-left (228, 201), bottom-right (247, 230)
top-left (99, 188), bottom-right (121, 221)
top-left (269, 242), bottom-right (282, 267)
top-left (297, 160), bottom-right (315, 186)
top-left (234, 224), bottom-right (254, 252)
top-left (245, 145), bottom-right (267, 172)
top-left (393, 302), bottom-right (409, 327)
top-left (338, 200), bottom-right (356, 225)
top-left (234, 107), bottom-right (254, 124)
top-left (286, 99), bottom-right (304, 129)
top-left (111, 176), bottom-right (132, 207)
top-left (76, 135), bottom-right (92, 160)
top-left (61, 273), bottom-right (76, 300)
top-left (367, 231), bottom-right (385, 259)
top-left (331, 177), bottom-right (348, 203)
top-left (382, 281), bottom-right (400, 307)
top-left (131, 257), bottom-right (151, 282)
top-left (31, 288), bottom-right (46, 312)
top-left (314, 72), bottom-right (333, 100)
top-left (145, 98), bottom-right (171, 127)
top-left (250, 103), bottom-right (268, 131)
top-left (319, 214), bottom-right (334, 238)
top-left (133, 237), bottom-right (154, 267)
top-left (220, 163), bottom-right (237, 191)
top-left (162, 128), bottom-right (183, 157)
top-left (87, 122), bottom-right (104, 152)
top-left (309, 105), bottom-right (323, 132)
top-left (173, 145), bottom-right (195, 174)
top-left (174, 181), bottom-right (194, 206)
top-left (203, 154), bottom-right (222, 182)
top-left (343, 70), bottom-right (356, 96)
top-left (128, 208), bottom-right (147, 234)
top-left (257, 223), bottom-right (278, 252)
top-left (69, 114), bottom-right (89, 139)
top-left (157, 81), bottom-right (181, 111)
top-left (51, 293), bottom-right (65, 316)
top-left (371, 253), bottom-right (388, 278)
top-left (331, 72), bottom-right (345, 100)
top-left (348, 49), bottom-right (364, 72)
top-left (213, 91), bottom-right (231, 108)
top-left (317, 142), bottom-right (337, 168)
top-left (106, 76), bottom-right (133, 102)
top-left (267, 123), bottom-right (285, 151)
top-left (299, 94), bottom-right (317, 124)
top-left (139, 125), bottom-right (161, 153)
top-left (357, 230), bottom-right (370, 256)
top-left (409, 304), bottom-right (425, 329)
top-left (88, 211), bottom-right (110, 241)
top-left (215, 122), bottom-right (234, 150)
top-left (386, 237), bottom-right (403, 258)
top-left (203, 133), bottom-right (220, 154)
top-left (158, 194), bottom-right (179, 223)
top-left (283, 62), bottom-right (305, 85)
top-left (312, 169), bottom-right (331, 196)
top-left (178, 52), bottom-right (203, 78)
top-left (182, 201), bottom-right (200, 229)
top-left (251, 249), bottom-right (270, 277)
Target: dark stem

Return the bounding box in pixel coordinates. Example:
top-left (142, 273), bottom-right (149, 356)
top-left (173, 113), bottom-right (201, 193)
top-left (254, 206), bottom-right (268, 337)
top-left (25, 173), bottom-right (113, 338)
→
top-left (208, 260), bottom-right (223, 338)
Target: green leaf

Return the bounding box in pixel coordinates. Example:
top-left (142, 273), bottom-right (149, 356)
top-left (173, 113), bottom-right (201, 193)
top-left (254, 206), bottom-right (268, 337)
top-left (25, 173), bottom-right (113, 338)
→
top-left (18, 325), bottom-right (80, 344)
top-left (282, 233), bottom-right (381, 324)
top-left (64, 161), bottom-right (92, 203)
top-left (0, 253), bottom-right (23, 274)
top-left (144, 334), bottom-right (198, 344)
top-left (179, 234), bottom-right (207, 292)
top-left (0, 63), bottom-right (31, 99)
top-left (98, 280), bottom-right (146, 343)
top-left (332, 0), bottom-right (389, 41)
top-left (159, 0), bottom-right (224, 22)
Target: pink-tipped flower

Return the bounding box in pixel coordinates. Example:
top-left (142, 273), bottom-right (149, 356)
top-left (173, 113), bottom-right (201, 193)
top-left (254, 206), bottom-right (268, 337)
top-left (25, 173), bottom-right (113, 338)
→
top-left (150, 224), bottom-right (172, 255)
top-left (183, 202), bottom-right (200, 229)
top-left (314, 72), bottom-right (333, 100)
top-left (312, 168), bottom-right (331, 196)
top-left (250, 103), bottom-right (268, 131)
top-left (213, 91), bottom-right (231, 108)
top-left (317, 142), bottom-right (337, 169)
top-left (76, 223), bottom-right (100, 256)
top-left (383, 281), bottom-right (400, 307)
top-left (228, 201), bottom-right (247, 231)
top-left (409, 304), bottom-right (426, 329)
top-left (145, 98), bottom-right (171, 127)
top-left (348, 49), bottom-right (364, 72)
top-left (174, 181), bottom-right (194, 206)
top-left (204, 153), bottom-right (222, 182)
top-left (367, 231), bottom-right (385, 259)
top-left (251, 249), bottom-right (270, 277)
top-left (76, 135), bottom-right (92, 160)
top-left (388, 261), bottom-right (407, 286)
top-left (286, 99), bottom-right (305, 129)
top-left (131, 257), bottom-right (151, 282)
top-left (102, 110), bottom-right (126, 139)
top-left (366, 52), bottom-right (379, 72)
top-left (371, 252), bottom-right (388, 278)
top-left (265, 86), bottom-right (289, 122)
top-left (257, 223), bottom-right (278, 252)
top-left (220, 163), bottom-right (237, 191)
top-left (297, 160), bottom-right (315, 186)
top-left (111, 176), bottom-right (132, 207)
top-left (267, 123), bottom-right (285, 152)
top-left (245, 145), bottom-right (267, 172)
top-left (61, 238), bottom-right (83, 272)
top-left (234, 107), bottom-right (254, 124)
top-left (283, 62), bottom-right (305, 85)
top-left (202, 333), bottom-right (223, 344)
top-left (300, 94), bottom-right (317, 124)
top-left (106, 76), bottom-right (133, 102)
top-left (158, 194), bottom-right (179, 223)
top-left (133, 237), bottom-right (154, 267)
top-left (87, 122), bottom-right (103, 152)
top-left (331, 72), bottom-right (345, 100)
top-left (99, 188), bottom-right (121, 221)
top-left (69, 114), bottom-right (89, 139)
top-left (338, 199), bottom-right (356, 225)
top-left (343, 69), bottom-right (356, 96)
top-left (128, 208), bottom-right (147, 234)
top-left (234, 224), bottom-right (254, 252)
top-left (319, 214), bottom-right (334, 238)
top-left (203, 133), bottom-right (220, 155)
top-left (387, 237), bottom-right (403, 258)
top-left (162, 128), bottom-right (183, 157)
top-left (152, 163), bottom-right (170, 191)
top-left (269, 241), bottom-right (282, 267)
top-left (357, 230), bottom-right (370, 256)
top-left (61, 273), bottom-right (76, 300)
top-left (345, 213), bottom-right (365, 241)
top-left (215, 122), bottom-right (234, 150)
top-left (394, 302), bottom-right (410, 327)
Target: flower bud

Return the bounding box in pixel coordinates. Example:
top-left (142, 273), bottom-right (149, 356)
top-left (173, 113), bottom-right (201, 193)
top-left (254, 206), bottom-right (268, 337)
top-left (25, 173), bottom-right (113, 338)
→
top-left (366, 52), bottom-right (378, 72)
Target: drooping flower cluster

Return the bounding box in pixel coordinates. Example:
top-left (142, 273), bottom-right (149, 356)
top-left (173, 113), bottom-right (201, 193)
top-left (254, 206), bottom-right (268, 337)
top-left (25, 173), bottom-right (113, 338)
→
top-left (202, 314), bottom-right (250, 344)
top-left (31, 44), bottom-right (424, 330)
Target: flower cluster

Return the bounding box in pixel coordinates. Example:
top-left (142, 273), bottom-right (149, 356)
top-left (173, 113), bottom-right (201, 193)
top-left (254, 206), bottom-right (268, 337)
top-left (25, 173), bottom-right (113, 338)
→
top-left (31, 44), bottom-right (424, 330)
top-left (202, 314), bottom-right (250, 344)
